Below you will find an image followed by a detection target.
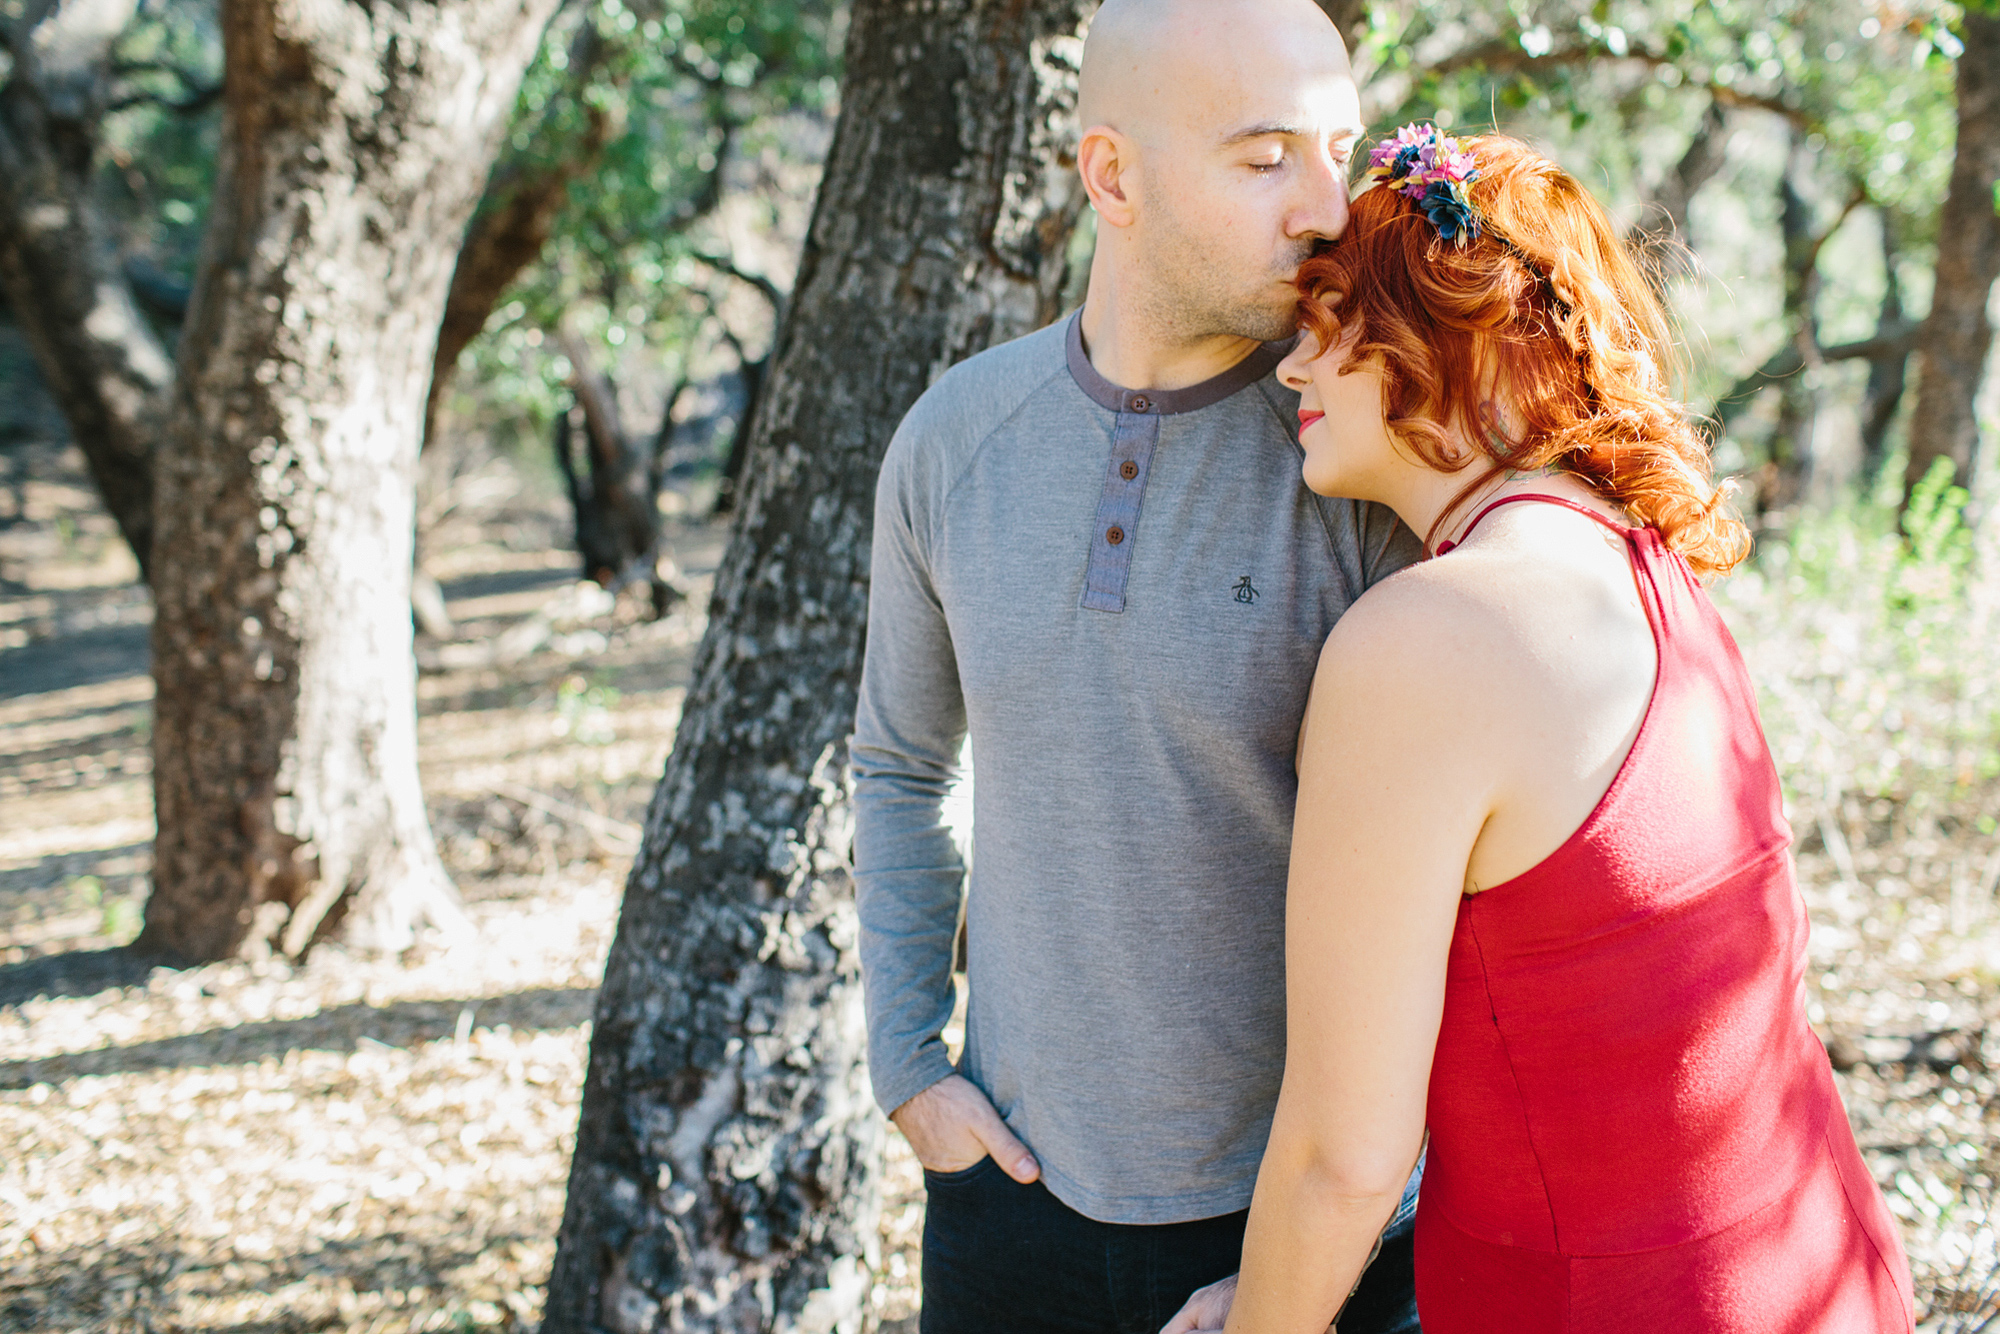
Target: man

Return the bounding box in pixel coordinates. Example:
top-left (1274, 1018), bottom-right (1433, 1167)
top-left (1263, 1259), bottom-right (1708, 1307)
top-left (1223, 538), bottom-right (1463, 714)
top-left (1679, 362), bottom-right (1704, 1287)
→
top-left (851, 1), bottom-right (1425, 1330)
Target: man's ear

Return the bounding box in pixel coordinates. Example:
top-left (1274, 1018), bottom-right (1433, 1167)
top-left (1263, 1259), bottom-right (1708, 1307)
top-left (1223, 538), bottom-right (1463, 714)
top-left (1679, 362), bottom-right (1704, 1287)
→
top-left (1077, 126), bottom-right (1138, 229)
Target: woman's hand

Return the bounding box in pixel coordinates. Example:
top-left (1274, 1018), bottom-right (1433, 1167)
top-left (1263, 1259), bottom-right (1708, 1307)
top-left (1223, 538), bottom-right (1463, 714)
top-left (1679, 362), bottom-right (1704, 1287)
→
top-left (1161, 1273), bottom-right (1238, 1333)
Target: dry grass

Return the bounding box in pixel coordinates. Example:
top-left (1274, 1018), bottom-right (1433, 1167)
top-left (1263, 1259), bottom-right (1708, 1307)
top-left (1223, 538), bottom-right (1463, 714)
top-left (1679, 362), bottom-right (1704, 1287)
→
top-left (1, 433), bottom-right (1996, 1331)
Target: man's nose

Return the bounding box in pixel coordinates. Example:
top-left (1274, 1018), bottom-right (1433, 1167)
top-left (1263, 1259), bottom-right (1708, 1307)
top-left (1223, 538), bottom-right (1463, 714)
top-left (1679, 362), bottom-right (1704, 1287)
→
top-left (1290, 147), bottom-right (1351, 243)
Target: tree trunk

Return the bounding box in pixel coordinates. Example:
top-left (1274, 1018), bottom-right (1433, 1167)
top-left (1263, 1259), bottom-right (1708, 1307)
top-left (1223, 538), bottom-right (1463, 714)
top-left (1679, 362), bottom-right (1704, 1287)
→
top-left (710, 351), bottom-right (769, 516)
top-left (1768, 151), bottom-right (1832, 516)
top-left (1905, 8), bottom-right (2000, 499)
top-left (138, 0), bottom-right (562, 961)
top-left (423, 14), bottom-right (617, 449)
top-left (1627, 96), bottom-right (1732, 276)
top-left (1755, 139), bottom-right (1868, 518)
top-left (1760, 142), bottom-right (1827, 516)
top-left (0, 0), bottom-right (172, 575)
top-left (542, 2), bottom-right (1091, 1330)
top-left (554, 338), bottom-right (667, 592)
top-left (1860, 209), bottom-right (1910, 479)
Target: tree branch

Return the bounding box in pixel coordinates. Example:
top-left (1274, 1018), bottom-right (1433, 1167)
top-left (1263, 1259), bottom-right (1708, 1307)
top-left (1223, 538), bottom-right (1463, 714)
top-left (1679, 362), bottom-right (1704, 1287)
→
top-left (1710, 320), bottom-right (1923, 432)
top-left (1417, 35), bottom-right (1818, 133)
top-left (690, 248), bottom-right (783, 313)
top-left (106, 80), bottom-right (221, 114)
top-left (421, 11), bottom-right (616, 447)
top-left (1796, 182), bottom-right (1868, 277)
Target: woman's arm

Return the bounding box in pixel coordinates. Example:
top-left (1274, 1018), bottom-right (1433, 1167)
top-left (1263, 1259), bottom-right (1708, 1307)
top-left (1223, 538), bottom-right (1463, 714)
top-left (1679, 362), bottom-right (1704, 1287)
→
top-left (1224, 585), bottom-right (1500, 1334)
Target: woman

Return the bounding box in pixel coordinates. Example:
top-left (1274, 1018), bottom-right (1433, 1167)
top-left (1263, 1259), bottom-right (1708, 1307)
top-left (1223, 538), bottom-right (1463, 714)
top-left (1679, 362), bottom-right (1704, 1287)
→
top-left (1164, 128), bottom-right (1913, 1332)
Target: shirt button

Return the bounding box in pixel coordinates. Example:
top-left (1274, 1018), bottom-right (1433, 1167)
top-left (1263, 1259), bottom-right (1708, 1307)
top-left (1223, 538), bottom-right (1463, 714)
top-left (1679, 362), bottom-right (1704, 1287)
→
top-left (1106, 525), bottom-right (1125, 546)
top-left (1119, 460), bottom-right (1139, 481)
top-left (1130, 395), bottom-right (1151, 412)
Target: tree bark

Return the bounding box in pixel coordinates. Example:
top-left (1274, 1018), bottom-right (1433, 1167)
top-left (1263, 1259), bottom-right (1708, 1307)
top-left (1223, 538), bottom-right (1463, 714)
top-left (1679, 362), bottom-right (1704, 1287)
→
top-left (0, 0), bottom-right (173, 574)
top-left (1905, 8), bottom-right (2000, 498)
top-left (138, 0), bottom-right (562, 961)
top-left (542, 2), bottom-right (1091, 1330)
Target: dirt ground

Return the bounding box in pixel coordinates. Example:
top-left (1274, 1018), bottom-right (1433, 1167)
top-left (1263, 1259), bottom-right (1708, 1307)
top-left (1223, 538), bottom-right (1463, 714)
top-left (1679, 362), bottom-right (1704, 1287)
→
top-left (2, 430), bottom-right (1998, 1332)
top-left (0, 438), bottom-right (926, 1334)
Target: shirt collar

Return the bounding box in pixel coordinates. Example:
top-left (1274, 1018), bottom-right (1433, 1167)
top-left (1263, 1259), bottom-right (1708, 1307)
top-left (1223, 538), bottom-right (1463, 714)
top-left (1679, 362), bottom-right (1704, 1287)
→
top-left (1064, 311), bottom-right (1295, 416)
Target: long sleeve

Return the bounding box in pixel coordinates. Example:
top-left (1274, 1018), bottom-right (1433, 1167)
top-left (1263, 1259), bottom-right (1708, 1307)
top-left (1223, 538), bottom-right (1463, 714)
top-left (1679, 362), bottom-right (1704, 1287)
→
top-left (851, 415), bottom-right (970, 1117)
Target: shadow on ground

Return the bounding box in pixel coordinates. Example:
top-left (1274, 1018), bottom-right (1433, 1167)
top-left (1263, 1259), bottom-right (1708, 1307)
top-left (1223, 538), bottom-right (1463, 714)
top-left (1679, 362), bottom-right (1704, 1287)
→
top-left (0, 984), bottom-right (597, 1087)
top-left (0, 621), bottom-right (148, 699)
top-left (0, 943), bottom-right (165, 1009)
top-left (4, 1228), bottom-right (551, 1334)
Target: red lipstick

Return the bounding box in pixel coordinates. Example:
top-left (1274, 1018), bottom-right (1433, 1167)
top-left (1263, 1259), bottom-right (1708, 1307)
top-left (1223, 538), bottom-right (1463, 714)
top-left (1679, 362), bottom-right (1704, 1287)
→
top-left (1298, 409), bottom-right (1325, 433)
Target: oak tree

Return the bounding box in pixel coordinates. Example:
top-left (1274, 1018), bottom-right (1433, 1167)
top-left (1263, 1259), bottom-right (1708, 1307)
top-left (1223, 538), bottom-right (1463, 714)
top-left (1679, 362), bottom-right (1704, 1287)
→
top-left (137, 0), bottom-right (563, 958)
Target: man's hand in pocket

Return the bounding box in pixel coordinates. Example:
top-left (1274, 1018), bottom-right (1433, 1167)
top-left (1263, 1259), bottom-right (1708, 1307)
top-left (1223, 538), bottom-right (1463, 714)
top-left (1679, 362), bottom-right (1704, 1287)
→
top-left (889, 1074), bottom-right (1040, 1183)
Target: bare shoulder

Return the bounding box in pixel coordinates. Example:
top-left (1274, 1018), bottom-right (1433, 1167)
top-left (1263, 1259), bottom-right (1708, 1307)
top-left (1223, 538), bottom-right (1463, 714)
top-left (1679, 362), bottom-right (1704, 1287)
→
top-left (1317, 552), bottom-right (1525, 695)
top-left (1310, 535), bottom-right (1649, 747)
top-left (1297, 558), bottom-right (1527, 791)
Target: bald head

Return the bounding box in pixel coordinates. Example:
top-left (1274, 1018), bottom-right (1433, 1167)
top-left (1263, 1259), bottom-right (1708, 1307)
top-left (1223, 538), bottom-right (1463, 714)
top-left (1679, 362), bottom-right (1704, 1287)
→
top-left (1078, 0), bottom-right (1351, 144)
top-left (1074, 0), bottom-right (1363, 353)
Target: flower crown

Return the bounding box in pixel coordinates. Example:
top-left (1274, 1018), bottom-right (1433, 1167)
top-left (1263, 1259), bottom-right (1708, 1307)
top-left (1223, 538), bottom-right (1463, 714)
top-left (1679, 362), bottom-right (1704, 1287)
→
top-left (1366, 123), bottom-right (1482, 245)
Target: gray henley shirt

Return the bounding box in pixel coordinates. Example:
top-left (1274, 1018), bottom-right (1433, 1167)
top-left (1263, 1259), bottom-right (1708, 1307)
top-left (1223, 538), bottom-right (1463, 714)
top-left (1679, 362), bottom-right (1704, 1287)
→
top-left (852, 313), bottom-right (1422, 1225)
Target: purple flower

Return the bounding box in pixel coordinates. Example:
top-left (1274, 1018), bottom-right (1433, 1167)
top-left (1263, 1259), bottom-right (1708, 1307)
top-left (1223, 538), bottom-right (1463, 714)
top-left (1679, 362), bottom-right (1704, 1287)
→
top-left (1365, 122), bottom-right (1485, 243)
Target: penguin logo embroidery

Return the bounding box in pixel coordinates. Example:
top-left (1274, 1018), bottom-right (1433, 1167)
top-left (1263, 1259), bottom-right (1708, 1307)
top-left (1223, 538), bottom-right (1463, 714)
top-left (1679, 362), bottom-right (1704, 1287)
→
top-left (1232, 576), bottom-right (1259, 605)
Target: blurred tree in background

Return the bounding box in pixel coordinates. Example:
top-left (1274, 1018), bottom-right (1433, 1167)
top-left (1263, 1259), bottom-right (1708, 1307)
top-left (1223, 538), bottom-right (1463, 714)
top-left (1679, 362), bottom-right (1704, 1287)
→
top-left (0, 0), bottom-right (841, 958)
top-left (426, 0), bottom-right (843, 609)
top-left (1906, 1), bottom-right (1997, 499)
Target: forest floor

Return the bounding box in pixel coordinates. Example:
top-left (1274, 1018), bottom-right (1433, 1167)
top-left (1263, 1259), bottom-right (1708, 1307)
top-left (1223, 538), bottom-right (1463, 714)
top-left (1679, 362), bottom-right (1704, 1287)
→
top-left (0, 437), bottom-right (927, 1334)
top-left (2, 429), bottom-right (1998, 1333)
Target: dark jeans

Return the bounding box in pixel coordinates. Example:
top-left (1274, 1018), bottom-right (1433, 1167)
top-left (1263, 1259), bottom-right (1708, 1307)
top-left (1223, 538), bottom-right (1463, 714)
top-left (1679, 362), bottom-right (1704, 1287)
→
top-left (919, 1159), bottom-right (1420, 1334)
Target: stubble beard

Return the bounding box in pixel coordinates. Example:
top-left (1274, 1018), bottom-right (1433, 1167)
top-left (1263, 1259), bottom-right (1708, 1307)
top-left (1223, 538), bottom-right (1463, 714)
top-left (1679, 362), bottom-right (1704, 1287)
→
top-left (1147, 229), bottom-right (1315, 347)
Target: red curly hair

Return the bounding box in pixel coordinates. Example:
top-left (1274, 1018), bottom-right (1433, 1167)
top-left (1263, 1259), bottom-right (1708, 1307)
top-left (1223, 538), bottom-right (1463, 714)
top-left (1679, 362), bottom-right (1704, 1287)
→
top-left (1297, 133), bottom-right (1748, 576)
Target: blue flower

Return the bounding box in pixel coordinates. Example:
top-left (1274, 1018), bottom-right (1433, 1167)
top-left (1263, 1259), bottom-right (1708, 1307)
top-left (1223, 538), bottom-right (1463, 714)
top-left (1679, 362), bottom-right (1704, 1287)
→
top-left (1420, 180), bottom-right (1481, 244)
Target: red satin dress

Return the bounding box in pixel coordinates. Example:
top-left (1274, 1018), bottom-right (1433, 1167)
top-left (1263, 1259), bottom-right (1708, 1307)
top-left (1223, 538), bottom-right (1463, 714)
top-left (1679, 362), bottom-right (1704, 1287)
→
top-left (1415, 496), bottom-right (1913, 1332)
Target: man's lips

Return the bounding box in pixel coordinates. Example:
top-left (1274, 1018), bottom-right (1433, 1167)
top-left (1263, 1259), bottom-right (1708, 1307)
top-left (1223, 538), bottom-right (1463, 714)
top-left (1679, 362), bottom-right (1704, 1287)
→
top-left (1298, 409), bottom-right (1325, 433)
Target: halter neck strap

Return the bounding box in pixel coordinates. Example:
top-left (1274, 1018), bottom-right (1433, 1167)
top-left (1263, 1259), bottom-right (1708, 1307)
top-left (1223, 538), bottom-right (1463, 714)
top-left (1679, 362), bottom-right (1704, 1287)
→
top-left (1434, 493), bottom-right (1631, 556)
